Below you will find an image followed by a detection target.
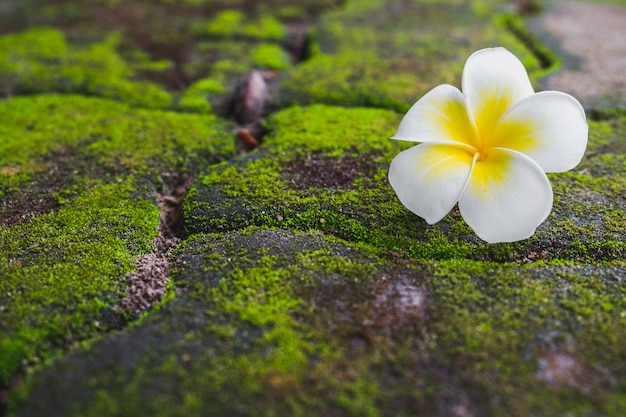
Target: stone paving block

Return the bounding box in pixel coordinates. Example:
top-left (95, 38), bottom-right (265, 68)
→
top-left (186, 104), bottom-right (626, 262)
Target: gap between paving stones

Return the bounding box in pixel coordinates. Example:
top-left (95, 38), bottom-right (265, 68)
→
top-left (115, 20), bottom-right (314, 321)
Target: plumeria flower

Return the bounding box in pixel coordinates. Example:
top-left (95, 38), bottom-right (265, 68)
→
top-left (388, 47), bottom-right (588, 243)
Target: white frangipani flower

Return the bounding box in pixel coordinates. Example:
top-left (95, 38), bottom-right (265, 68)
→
top-left (388, 47), bottom-right (588, 243)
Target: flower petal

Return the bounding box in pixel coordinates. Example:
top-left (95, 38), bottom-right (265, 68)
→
top-left (459, 148), bottom-right (552, 243)
top-left (391, 84), bottom-right (479, 149)
top-left (488, 91), bottom-right (588, 172)
top-left (462, 47), bottom-right (534, 141)
top-left (389, 143), bottom-right (474, 224)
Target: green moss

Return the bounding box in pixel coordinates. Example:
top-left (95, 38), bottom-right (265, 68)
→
top-left (201, 10), bottom-right (285, 41)
top-left (0, 94), bottom-right (234, 194)
top-left (0, 28), bottom-right (171, 108)
top-left (206, 261), bottom-right (309, 370)
top-left (579, 115), bottom-right (626, 179)
top-left (193, 231), bottom-right (386, 415)
top-left (536, 111), bottom-right (626, 261)
top-left (264, 104), bottom-right (402, 155)
top-left (176, 77), bottom-right (224, 113)
top-left (604, 209), bottom-right (626, 234)
top-left (0, 27), bottom-right (67, 66)
top-left (280, 52), bottom-right (418, 112)
top-left (2, 1), bottom-right (625, 415)
top-left (427, 260), bottom-right (626, 416)
top-left (0, 180), bottom-right (159, 385)
top-left (9, 231), bottom-right (390, 416)
top-left (176, 94), bottom-right (212, 113)
top-left (252, 44), bottom-right (292, 70)
top-left (185, 105), bottom-right (414, 247)
top-left (0, 92), bottom-right (236, 386)
top-left (183, 39), bottom-right (287, 89)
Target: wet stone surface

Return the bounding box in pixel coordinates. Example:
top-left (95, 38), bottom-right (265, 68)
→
top-left (1, 0), bottom-right (626, 416)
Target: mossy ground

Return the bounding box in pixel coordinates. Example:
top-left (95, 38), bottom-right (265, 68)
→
top-left (0, 93), bottom-right (234, 390)
top-left (0, 28), bottom-right (171, 108)
top-left (0, 0), bottom-right (338, 115)
top-left (8, 230), bottom-right (626, 417)
top-left (2, 0), bottom-right (626, 416)
top-left (278, 0), bottom-right (550, 112)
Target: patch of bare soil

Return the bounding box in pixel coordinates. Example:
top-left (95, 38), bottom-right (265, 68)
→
top-left (0, 192), bottom-right (58, 227)
top-left (286, 154), bottom-right (381, 190)
top-left (0, 148), bottom-right (105, 226)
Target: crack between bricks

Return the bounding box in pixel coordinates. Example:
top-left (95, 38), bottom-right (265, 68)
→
top-left (115, 21), bottom-right (316, 320)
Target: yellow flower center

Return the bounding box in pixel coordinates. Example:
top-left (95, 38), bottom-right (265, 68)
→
top-left (475, 151), bottom-right (488, 162)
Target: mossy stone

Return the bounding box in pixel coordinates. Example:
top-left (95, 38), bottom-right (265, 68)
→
top-left (184, 104), bottom-right (625, 263)
top-left (0, 94), bottom-right (234, 197)
top-left (0, 180), bottom-right (159, 385)
top-left (0, 28), bottom-right (171, 109)
top-left (0, 93), bottom-right (235, 388)
top-left (8, 230), bottom-right (626, 416)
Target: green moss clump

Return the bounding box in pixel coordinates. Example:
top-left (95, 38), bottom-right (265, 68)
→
top-left (0, 92), bottom-right (235, 386)
top-left (7, 231), bottom-right (390, 417)
top-left (603, 209), bottom-right (626, 234)
top-left (263, 104), bottom-right (402, 155)
top-left (427, 260), bottom-right (626, 416)
top-left (252, 44), bottom-right (292, 70)
top-left (280, 52), bottom-right (418, 113)
top-left (0, 28), bottom-right (171, 109)
top-left (0, 180), bottom-right (159, 385)
top-left (202, 10), bottom-right (285, 41)
top-left (181, 40), bottom-right (273, 91)
top-left (176, 77), bottom-right (224, 113)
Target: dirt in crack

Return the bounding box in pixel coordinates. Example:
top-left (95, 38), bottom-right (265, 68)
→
top-left (117, 173), bottom-right (192, 319)
top-left (118, 19), bottom-right (316, 318)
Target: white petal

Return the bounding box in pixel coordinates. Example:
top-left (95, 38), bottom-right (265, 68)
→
top-left (389, 143), bottom-right (474, 224)
top-left (459, 148), bottom-right (552, 243)
top-left (392, 84), bottom-right (479, 149)
top-left (462, 47), bottom-right (535, 141)
top-left (488, 91), bottom-right (588, 172)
